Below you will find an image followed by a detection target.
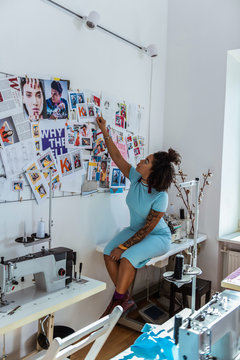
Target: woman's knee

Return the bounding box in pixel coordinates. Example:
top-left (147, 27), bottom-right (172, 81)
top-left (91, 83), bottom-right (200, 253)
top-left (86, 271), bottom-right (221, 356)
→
top-left (120, 257), bottom-right (135, 269)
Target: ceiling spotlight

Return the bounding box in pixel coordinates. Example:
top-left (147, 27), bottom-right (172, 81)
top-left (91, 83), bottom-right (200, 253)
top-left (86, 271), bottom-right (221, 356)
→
top-left (143, 44), bottom-right (158, 58)
top-left (86, 11), bottom-right (100, 30)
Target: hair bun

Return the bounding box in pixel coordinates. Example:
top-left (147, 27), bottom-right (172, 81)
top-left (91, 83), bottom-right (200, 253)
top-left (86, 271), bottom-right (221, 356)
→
top-left (167, 148), bottom-right (181, 165)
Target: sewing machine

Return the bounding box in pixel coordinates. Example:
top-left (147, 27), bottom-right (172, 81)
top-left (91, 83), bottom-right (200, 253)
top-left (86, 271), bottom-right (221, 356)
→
top-left (178, 289), bottom-right (240, 360)
top-left (0, 247), bottom-right (73, 306)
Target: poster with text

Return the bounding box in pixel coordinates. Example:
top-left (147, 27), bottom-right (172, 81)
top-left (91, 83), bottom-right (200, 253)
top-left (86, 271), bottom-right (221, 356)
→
top-left (40, 120), bottom-right (68, 159)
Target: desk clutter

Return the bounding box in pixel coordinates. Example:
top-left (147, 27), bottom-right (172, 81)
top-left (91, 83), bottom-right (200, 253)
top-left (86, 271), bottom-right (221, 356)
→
top-left (0, 74), bottom-right (145, 203)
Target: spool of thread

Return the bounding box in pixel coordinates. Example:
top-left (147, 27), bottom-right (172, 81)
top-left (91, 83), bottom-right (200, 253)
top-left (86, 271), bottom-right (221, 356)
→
top-left (180, 208), bottom-right (185, 219)
top-left (174, 314), bottom-right (182, 345)
top-left (173, 254), bottom-right (184, 280)
top-left (36, 219), bottom-right (45, 239)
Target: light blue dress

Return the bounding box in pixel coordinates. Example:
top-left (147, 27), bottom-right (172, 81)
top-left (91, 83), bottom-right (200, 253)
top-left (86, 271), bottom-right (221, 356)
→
top-left (104, 167), bottom-right (171, 268)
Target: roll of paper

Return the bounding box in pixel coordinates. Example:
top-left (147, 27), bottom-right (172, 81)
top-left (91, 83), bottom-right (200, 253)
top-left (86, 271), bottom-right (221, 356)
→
top-left (37, 219), bottom-right (45, 238)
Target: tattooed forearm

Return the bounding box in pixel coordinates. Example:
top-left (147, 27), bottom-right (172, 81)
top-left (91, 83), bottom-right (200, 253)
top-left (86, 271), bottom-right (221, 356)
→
top-left (122, 209), bottom-right (164, 249)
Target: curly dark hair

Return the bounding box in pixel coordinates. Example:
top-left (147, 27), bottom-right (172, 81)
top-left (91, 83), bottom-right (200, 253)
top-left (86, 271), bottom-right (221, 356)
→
top-left (148, 148), bottom-right (181, 192)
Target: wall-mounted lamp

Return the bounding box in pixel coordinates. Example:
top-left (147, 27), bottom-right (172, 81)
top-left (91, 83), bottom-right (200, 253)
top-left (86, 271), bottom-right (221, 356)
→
top-left (42, 0), bottom-right (158, 57)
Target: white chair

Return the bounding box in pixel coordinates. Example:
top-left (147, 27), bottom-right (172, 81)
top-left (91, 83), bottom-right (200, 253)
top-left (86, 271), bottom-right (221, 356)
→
top-left (27, 306), bottom-right (123, 360)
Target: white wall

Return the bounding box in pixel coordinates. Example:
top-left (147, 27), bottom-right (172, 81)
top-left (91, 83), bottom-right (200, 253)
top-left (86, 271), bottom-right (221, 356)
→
top-left (164, 0), bottom-right (240, 291)
top-left (0, 0), bottom-right (168, 358)
top-left (219, 50), bottom-right (240, 236)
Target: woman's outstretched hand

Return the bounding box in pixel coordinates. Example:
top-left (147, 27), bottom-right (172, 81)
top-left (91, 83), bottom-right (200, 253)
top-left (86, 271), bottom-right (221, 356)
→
top-left (96, 116), bottom-right (107, 132)
top-left (110, 247), bottom-right (125, 261)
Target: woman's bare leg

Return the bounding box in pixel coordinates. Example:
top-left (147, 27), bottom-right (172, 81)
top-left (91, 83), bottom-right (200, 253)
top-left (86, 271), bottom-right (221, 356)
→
top-left (116, 258), bottom-right (136, 294)
top-left (104, 254), bottom-right (119, 286)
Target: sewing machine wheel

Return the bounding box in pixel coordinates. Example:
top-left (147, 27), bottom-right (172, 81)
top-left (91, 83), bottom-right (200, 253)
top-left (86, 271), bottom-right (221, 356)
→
top-left (15, 237), bottom-right (34, 244)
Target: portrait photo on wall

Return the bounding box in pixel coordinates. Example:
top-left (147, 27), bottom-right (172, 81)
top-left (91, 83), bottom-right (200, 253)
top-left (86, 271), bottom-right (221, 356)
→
top-left (76, 103), bottom-right (88, 120)
top-left (72, 150), bottom-right (83, 172)
top-left (20, 77), bottom-right (47, 121)
top-left (111, 168), bottom-right (120, 187)
top-left (68, 91), bottom-right (85, 110)
top-left (0, 116), bottom-right (19, 147)
top-left (44, 80), bottom-right (69, 119)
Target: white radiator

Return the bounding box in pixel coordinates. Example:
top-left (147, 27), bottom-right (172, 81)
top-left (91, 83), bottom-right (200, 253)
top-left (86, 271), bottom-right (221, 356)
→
top-left (222, 249), bottom-right (240, 278)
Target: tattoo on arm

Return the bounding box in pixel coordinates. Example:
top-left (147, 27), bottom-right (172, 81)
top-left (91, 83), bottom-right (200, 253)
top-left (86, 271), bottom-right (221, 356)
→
top-left (122, 209), bottom-right (164, 249)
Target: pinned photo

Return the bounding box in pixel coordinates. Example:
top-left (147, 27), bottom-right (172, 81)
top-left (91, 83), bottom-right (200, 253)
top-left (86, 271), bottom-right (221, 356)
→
top-left (95, 106), bottom-right (101, 117)
top-left (26, 163), bottom-right (41, 185)
top-left (133, 136), bottom-right (139, 148)
top-left (35, 183), bottom-right (47, 199)
top-left (59, 153), bottom-right (73, 177)
top-left (73, 150), bottom-right (83, 171)
top-left (82, 137), bottom-right (91, 146)
top-left (134, 147), bottom-right (140, 156)
top-left (111, 168), bottom-right (120, 187)
top-left (77, 104), bottom-right (88, 119)
top-left (12, 180), bottom-right (23, 191)
top-left (120, 173), bottom-right (126, 186)
top-left (20, 77), bottom-right (47, 121)
top-left (38, 153), bottom-right (53, 169)
top-left (32, 124), bottom-right (39, 138)
top-left (120, 103), bottom-right (127, 119)
top-left (99, 160), bottom-right (110, 188)
top-left (69, 92), bottom-right (77, 110)
top-left (87, 104), bottom-right (96, 117)
top-left (35, 141), bottom-right (40, 151)
top-left (49, 174), bottom-right (60, 190)
top-left (0, 117), bottom-right (19, 147)
top-left (44, 80), bottom-right (69, 119)
top-left (93, 96), bottom-right (100, 107)
top-left (115, 115), bottom-right (124, 128)
top-left (77, 93), bottom-right (85, 104)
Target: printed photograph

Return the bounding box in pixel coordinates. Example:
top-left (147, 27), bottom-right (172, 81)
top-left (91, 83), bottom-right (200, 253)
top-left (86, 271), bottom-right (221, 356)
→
top-left (20, 77), bottom-right (47, 121)
top-left (38, 153), bottom-right (53, 169)
top-left (82, 137), bottom-right (91, 146)
top-left (12, 180), bottom-right (23, 191)
top-left (32, 124), bottom-right (39, 138)
top-left (93, 96), bottom-right (100, 107)
top-left (115, 115), bottom-right (124, 128)
top-left (0, 92), bottom-right (3, 102)
top-left (77, 104), bottom-right (88, 119)
top-left (95, 106), bottom-right (101, 117)
top-left (87, 104), bottom-right (95, 117)
top-left (0, 116), bottom-right (19, 147)
top-left (133, 136), bottom-right (139, 148)
top-left (35, 141), bottom-right (40, 151)
top-left (69, 92), bottom-right (77, 110)
top-left (44, 80), bottom-right (69, 119)
top-left (127, 142), bottom-right (133, 150)
top-left (49, 175), bottom-right (60, 190)
top-left (73, 151), bottom-right (82, 171)
top-left (35, 183), bottom-right (47, 198)
top-left (59, 154), bottom-right (73, 176)
top-left (77, 93), bottom-right (85, 104)
top-left (120, 173), bottom-right (126, 186)
top-left (27, 163), bottom-right (41, 185)
top-left (134, 147), bottom-right (140, 156)
top-left (111, 168), bottom-right (120, 187)
top-left (99, 160), bottom-right (110, 188)
top-left (120, 103), bottom-right (127, 119)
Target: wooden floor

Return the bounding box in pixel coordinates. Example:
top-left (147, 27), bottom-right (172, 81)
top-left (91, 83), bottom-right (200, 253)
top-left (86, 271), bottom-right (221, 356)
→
top-left (71, 324), bottom-right (139, 360)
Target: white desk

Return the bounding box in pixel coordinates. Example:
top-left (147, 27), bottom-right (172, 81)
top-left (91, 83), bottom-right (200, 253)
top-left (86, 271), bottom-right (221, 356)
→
top-left (0, 276), bottom-right (106, 359)
top-left (97, 233), bottom-right (207, 268)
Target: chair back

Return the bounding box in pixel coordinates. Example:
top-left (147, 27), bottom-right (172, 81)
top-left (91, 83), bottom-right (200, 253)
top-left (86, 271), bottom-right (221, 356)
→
top-left (42, 305), bottom-right (123, 360)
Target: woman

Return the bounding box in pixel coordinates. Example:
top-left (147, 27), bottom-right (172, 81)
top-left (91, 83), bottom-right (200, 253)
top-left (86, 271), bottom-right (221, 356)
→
top-left (20, 77), bottom-right (46, 121)
top-left (0, 121), bottom-right (14, 145)
top-left (96, 116), bottom-right (181, 316)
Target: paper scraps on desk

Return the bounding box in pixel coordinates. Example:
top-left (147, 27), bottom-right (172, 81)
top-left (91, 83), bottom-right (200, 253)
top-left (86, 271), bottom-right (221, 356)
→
top-left (65, 122), bottom-right (92, 149)
top-left (40, 120), bottom-right (67, 160)
top-left (1, 138), bottom-right (35, 178)
top-left (24, 160), bottom-right (49, 204)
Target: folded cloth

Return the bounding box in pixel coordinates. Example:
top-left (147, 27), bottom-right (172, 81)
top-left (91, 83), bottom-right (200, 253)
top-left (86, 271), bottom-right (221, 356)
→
top-left (130, 325), bottom-right (178, 360)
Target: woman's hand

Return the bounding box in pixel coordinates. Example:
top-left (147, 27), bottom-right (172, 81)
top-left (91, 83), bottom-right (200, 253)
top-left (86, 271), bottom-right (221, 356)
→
top-left (110, 247), bottom-right (125, 261)
top-left (96, 116), bottom-right (107, 133)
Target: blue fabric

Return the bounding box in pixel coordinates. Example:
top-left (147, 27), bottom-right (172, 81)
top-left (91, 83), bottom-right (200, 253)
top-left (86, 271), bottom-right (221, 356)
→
top-left (104, 167), bottom-right (171, 268)
top-left (130, 327), bottom-right (178, 360)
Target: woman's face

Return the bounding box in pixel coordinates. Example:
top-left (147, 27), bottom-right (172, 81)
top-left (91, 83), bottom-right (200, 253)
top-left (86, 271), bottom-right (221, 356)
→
top-left (22, 80), bottom-right (44, 119)
top-left (136, 154), bottom-right (154, 180)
